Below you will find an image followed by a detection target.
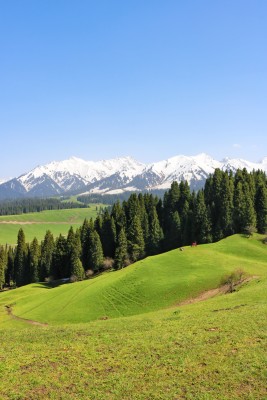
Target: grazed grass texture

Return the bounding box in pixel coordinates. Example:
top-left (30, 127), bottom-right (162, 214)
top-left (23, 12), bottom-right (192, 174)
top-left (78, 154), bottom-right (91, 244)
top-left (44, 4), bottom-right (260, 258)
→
top-left (0, 234), bottom-right (266, 399)
top-left (0, 206), bottom-right (104, 244)
top-left (1, 235), bottom-right (266, 324)
top-left (0, 276), bottom-right (266, 399)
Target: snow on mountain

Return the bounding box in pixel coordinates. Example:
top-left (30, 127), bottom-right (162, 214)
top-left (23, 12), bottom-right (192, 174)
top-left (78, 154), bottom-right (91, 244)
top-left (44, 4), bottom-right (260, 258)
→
top-left (0, 153), bottom-right (266, 199)
top-left (18, 156), bottom-right (145, 193)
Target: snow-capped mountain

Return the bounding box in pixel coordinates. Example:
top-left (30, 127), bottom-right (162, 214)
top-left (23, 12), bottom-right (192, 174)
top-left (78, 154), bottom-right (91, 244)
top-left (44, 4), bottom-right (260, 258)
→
top-left (0, 154), bottom-right (266, 199)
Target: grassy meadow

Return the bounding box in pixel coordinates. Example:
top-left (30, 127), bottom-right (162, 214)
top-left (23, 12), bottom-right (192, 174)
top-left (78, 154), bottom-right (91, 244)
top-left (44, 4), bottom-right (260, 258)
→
top-left (0, 205), bottom-right (104, 245)
top-left (0, 234), bottom-right (267, 399)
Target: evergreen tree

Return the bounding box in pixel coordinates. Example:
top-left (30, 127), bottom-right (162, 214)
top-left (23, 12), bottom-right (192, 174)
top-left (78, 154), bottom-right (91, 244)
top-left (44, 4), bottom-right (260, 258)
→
top-left (29, 237), bottom-right (40, 283)
top-left (5, 246), bottom-right (14, 286)
top-left (100, 210), bottom-right (116, 258)
top-left (70, 255), bottom-right (85, 280)
top-left (14, 228), bottom-right (27, 286)
top-left (39, 230), bottom-right (54, 281)
top-left (127, 214), bottom-right (145, 262)
top-left (88, 230), bottom-right (104, 272)
top-left (255, 181), bottom-right (267, 233)
top-left (114, 227), bottom-right (128, 269)
top-left (51, 234), bottom-right (67, 279)
top-left (193, 190), bottom-right (212, 244)
top-left (147, 205), bottom-right (164, 254)
top-left (0, 246), bottom-right (7, 290)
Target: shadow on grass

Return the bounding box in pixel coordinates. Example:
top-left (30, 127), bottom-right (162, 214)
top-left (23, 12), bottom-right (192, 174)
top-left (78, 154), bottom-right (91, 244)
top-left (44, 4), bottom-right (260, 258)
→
top-left (33, 279), bottom-right (70, 289)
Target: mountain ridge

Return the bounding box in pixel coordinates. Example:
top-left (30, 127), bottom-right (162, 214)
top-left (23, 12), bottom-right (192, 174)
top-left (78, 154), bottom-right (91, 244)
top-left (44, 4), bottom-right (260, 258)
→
top-left (0, 153), bottom-right (266, 199)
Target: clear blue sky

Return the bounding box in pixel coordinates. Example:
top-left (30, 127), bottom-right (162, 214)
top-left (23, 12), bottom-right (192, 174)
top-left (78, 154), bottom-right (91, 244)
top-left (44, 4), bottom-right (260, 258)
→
top-left (1, 0), bottom-right (267, 177)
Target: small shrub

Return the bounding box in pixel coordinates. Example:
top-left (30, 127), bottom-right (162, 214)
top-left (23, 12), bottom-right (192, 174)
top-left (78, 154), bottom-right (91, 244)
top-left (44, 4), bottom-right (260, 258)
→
top-left (70, 275), bottom-right (78, 283)
top-left (221, 268), bottom-right (247, 293)
top-left (102, 257), bottom-right (114, 270)
top-left (85, 269), bottom-right (94, 278)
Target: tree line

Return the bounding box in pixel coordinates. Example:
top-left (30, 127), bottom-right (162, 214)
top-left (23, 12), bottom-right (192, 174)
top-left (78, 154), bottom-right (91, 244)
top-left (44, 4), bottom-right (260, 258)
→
top-left (0, 197), bottom-right (88, 216)
top-left (0, 168), bottom-right (266, 289)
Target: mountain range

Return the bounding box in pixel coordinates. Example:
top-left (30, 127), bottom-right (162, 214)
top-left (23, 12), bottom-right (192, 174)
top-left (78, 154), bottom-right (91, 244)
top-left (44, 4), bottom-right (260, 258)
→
top-left (0, 153), bottom-right (267, 199)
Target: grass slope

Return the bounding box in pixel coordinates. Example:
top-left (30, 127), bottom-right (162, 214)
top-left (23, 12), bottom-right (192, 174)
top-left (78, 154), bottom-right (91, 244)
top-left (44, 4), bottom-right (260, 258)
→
top-left (0, 205), bottom-right (104, 244)
top-left (0, 235), bottom-right (266, 399)
top-left (1, 234), bottom-right (266, 324)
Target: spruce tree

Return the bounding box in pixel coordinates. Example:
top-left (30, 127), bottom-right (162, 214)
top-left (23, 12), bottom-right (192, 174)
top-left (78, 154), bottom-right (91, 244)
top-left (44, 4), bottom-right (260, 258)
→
top-left (14, 228), bottom-right (27, 286)
top-left (0, 246), bottom-right (7, 290)
top-left (147, 206), bottom-right (164, 254)
top-left (51, 234), bottom-right (67, 279)
top-left (194, 190), bottom-right (212, 244)
top-left (114, 227), bottom-right (128, 269)
top-left (127, 214), bottom-right (145, 262)
top-left (39, 230), bottom-right (54, 281)
top-left (29, 237), bottom-right (40, 283)
top-left (255, 181), bottom-right (267, 234)
top-left (88, 230), bottom-right (104, 272)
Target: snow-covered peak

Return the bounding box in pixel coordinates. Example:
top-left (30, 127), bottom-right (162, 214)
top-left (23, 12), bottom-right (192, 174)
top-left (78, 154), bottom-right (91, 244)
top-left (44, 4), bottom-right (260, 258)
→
top-left (1, 153), bottom-right (266, 198)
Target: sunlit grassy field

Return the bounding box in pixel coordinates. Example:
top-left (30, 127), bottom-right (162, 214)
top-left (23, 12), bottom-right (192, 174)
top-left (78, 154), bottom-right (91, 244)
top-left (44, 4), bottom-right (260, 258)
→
top-left (0, 205), bottom-right (104, 244)
top-left (0, 234), bottom-right (266, 399)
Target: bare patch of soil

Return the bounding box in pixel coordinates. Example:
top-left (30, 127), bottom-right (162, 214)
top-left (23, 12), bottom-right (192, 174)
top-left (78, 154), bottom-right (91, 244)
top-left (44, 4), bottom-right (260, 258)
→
top-left (5, 305), bottom-right (48, 327)
top-left (176, 276), bottom-right (259, 307)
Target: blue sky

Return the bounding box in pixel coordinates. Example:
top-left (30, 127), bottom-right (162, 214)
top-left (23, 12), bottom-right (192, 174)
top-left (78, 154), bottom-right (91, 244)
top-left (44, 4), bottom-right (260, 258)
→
top-left (1, 0), bottom-right (267, 177)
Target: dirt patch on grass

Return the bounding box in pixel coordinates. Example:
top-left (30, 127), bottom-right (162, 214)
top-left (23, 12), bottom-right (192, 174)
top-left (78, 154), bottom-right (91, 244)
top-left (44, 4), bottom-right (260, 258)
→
top-left (5, 305), bottom-right (48, 327)
top-left (176, 276), bottom-right (259, 307)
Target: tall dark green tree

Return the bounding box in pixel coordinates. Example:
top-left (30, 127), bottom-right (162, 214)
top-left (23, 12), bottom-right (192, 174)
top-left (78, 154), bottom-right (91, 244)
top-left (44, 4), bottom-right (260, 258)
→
top-left (0, 246), bottom-right (7, 290)
top-left (39, 230), bottom-right (54, 281)
top-left (29, 237), bottom-right (40, 283)
top-left (51, 234), bottom-right (68, 279)
top-left (127, 215), bottom-right (145, 262)
top-left (193, 190), bottom-right (212, 244)
top-left (255, 181), bottom-right (267, 233)
top-left (87, 230), bottom-right (104, 272)
top-left (14, 228), bottom-right (27, 286)
top-left (147, 205), bottom-right (163, 254)
top-left (114, 227), bottom-right (128, 269)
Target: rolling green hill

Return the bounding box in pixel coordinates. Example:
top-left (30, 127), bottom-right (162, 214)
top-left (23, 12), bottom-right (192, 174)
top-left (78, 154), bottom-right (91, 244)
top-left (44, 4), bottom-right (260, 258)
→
top-left (0, 234), bottom-right (267, 399)
top-left (1, 234), bottom-right (266, 324)
top-left (0, 205), bottom-right (104, 244)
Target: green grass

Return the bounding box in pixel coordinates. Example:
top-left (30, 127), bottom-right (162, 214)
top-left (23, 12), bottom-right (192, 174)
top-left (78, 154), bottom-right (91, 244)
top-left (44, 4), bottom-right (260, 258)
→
top-left (0, 234), bottom-right (266, 399)
top-left (0, 205), bottom-right (104, 244)
top-left (0, 234), bottom-right (266, 324)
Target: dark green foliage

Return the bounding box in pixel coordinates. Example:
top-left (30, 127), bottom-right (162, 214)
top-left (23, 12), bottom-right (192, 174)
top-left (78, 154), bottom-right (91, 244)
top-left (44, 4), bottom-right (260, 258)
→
top-left (255, 180), bottom-right (267, 234)
top-left (0, 197), bottom-right (87, 216)
top-left (29, 237), bottom-right (40, 283)
top-left (193, 190), bottom-right (212, 244)
top-left (14, 228), bottom-right (27, 286)
top-left (51, 234), bottom-right (68, 279)
top-left (39, 230), bottom-right (54, 281)
top-left (0, 246), bottom-right (7, 289)
top-left (87, 230), bottom-right (104, 272)
top-left (2, 168), bottom-right (266, 288)
top-left (114, 227), bottom-right (128, 269)
top-left (127, 215), bottom-right (145, 262)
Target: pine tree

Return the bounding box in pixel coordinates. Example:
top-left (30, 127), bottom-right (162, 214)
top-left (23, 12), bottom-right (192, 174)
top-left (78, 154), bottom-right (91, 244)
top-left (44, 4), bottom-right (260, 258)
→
top-left (29, 237), bottom-right (40, 283)
top-left (88, 230), bottom-right (104, 272)
top-left (114, 227), bottom-right (128, 269)
top-left (127, 214), bottom-right (145, 262)
top-left (255, 181), bottom-right (267, 233)
top-left (14, 228), bottom-right (27, 286)
top-left (39, 230), bottom-right (54, 281)
top-left (194, 190), bottom-right (212, 244)
top-left (5, 246), bottom-right (14, 286)
top-left (147, 205), bottom-right (164, 254)
top-left (0, 245), bottom-right (7, 290)
top-left (70, 255), bottom-right (85, 281)
top-left (51, 234), bottom-right (67, 279)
